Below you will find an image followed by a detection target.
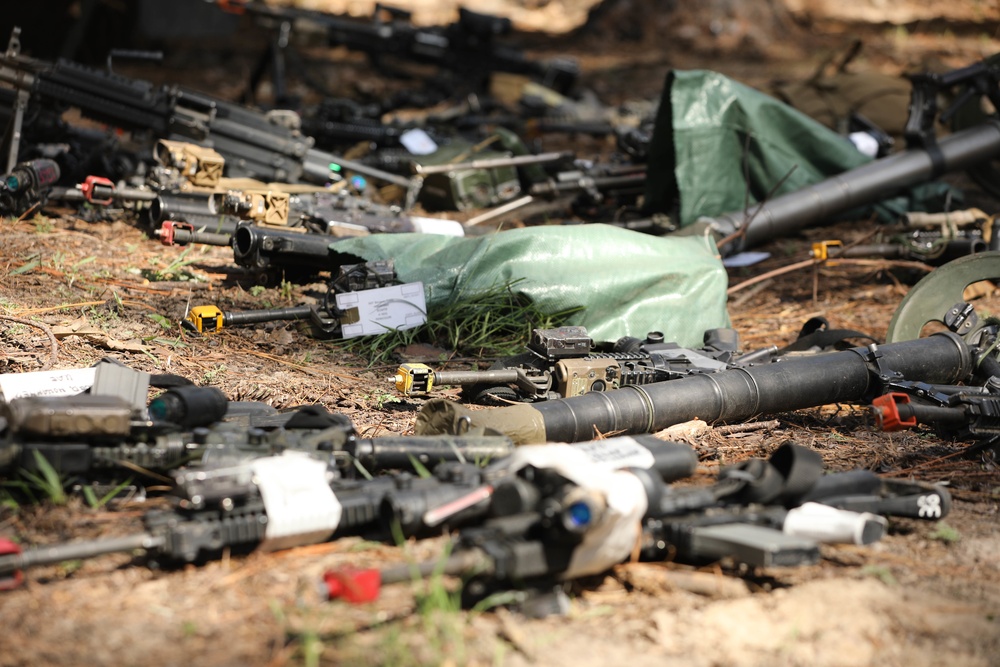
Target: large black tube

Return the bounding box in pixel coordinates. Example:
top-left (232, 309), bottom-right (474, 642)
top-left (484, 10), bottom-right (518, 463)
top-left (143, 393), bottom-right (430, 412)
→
top-left (150, 191), bottom-right (236, 231)
top-left (231, 221), bottom-right (361, 272)
top-left (416, 333), bottom-right (973, 444)
top-left (708, 122), bottom-right (1000, 256)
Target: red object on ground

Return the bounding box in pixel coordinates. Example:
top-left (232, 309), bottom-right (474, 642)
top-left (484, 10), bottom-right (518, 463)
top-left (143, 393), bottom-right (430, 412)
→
top-left (322, 567), bottom-right (381, 603)
top-left (0, 538), bottom-right (24, 591)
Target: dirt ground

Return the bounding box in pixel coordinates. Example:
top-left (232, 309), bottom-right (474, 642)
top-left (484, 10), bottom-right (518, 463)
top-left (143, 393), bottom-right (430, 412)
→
top-left (2, 1), bottom-right (1000, 666)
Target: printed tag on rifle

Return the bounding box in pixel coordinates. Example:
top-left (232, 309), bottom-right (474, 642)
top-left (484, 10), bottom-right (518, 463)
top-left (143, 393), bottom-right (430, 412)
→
top-left (575, 436), bottom-right (656, 471)
top-left (251, 453), bottom-right (342, 552)
top-left (0, 367), bottom-right (96, 401)
top-left (336, 281), bottom-right (427, 339)
top-left (400, 128), bottom-right (439, 155)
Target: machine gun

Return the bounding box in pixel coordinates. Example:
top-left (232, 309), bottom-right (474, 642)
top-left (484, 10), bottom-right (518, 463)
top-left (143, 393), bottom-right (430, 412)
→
top-left (229, 1), bottom-right (578, 102)
top-left (0, 27), bottom-right (410, 188)
top-left (393, 325), bottom-right (777, 404)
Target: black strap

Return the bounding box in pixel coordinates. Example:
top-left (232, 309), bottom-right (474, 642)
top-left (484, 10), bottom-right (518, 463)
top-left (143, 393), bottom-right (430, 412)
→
top-left (779, 317), bottom-right (877, 353)
top-left (93, 356), bottom-right (193, 388)
top-left (718, 442), bottom-right (825, 506)
top-left (282, 404), bottom-right (354, 431)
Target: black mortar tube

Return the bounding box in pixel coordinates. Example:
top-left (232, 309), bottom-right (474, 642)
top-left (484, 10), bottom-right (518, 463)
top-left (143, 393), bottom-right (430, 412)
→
top-left (707, 122), bottom-right (1000, 256)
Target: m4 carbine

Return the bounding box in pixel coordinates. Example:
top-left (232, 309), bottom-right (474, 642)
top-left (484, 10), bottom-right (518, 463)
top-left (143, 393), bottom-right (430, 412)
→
top-left (393, 325), bottom-right (774, 404)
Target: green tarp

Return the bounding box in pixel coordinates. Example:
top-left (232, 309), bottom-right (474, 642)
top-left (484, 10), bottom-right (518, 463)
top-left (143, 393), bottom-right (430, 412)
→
top-left (331, 69), bottom-right (896, 345)
top-left (331, 223), bottom-right (729, 347)
top-left (645, 69), bottom-right (873, 226)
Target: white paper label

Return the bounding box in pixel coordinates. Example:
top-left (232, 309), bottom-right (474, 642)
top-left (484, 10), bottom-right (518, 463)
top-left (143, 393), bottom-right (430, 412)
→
top-left (0, 368), bottom-right (96, 401)
top-left (574, 436), bottom-right (656, 471)
top-left (251, 454), bottom-right (342, 552)
top-left (400, 128), bottom-right (439, 156)
top-left (336, 281), bottom-right (427, 338)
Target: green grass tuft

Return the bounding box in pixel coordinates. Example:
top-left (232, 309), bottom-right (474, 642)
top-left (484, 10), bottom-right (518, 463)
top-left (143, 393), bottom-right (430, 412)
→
top-left (342, 279), bottom-right (582, 366)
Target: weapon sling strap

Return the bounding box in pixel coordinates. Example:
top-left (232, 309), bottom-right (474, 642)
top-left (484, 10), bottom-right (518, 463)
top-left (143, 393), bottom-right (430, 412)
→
top-left (717, 442), bottom-right (826, 506)
top-left (778, 316), bottom-right (877, 353)
top-left (281, 404), bottom-right (355, 431)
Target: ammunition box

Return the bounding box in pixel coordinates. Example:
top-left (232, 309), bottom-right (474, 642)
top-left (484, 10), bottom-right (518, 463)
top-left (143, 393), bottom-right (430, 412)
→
top-left (3, 395), bottom-right (133, 439)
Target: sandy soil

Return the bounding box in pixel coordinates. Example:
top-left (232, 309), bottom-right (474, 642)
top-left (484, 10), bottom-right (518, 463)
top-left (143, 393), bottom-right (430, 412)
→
top-left (1, 1), bottom-right (999, 666)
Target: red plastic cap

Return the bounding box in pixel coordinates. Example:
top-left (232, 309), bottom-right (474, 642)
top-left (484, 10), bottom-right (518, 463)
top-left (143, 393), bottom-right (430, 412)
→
top-left (0, 538), bottom-right (24, 591)
top-left (158, 221), bottom-right (194, 246)
top-left (80, 175), bottom-right (115, 205)
top-left (322, 568), bottom-right (381, 604)
top-left (872, 393), bottom-right (916, 431)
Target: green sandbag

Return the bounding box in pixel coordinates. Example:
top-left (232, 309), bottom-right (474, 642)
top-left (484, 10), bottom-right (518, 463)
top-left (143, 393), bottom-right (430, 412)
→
top-left (331, 223), bottom-right (729, 347)
top-left (645, 69), bottom-right (872, 226)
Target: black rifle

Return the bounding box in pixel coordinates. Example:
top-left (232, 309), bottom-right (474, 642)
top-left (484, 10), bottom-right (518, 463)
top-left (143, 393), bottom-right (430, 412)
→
top-left (322, 443), bottom-right (948, 609)
top-left (871, 377), bottom-right (1000, 457)
top-left (811, 209), bottom-right (998, 268)
top-left (0, 28), bottom-right (411, 188)
top-left (182, 260), bottom-right (398, 338)
top-left (526, 162), bottom-right (648, 221)
top-left (380, 435), bottom-right (698, 539)
top-left (234, 2), bottom-right (579, 100)
top-left (0, 389), bottom-right (516, 480)
top-left (0, 454), bottom-right (425, 588)
top-left (394, 326), bottom-right (777, 404)
top-left (0, 434), bottom-right (696, 589)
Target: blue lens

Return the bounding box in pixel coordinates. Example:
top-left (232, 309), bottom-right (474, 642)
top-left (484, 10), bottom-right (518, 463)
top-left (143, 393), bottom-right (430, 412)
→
top-left (565, 501), bottom-right (592, 528)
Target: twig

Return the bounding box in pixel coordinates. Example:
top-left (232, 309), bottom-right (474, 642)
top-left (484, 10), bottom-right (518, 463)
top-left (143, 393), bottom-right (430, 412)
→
top-left (716, 164), bottom-right (798, 252)
top-left (245, 350), bottom-right (363, 382)
top-left (14, 202), bottom-right (41, 223)
top-left (0, 314), bottom-right (59, 370)
top-left (15, 299), bottom-right (156, 315)
top-left (727, 256), bottom-right (936, 295)
top-left (728, 278), bottom-right (773, 309)
top-left (714, 420), bottom-right (781, 435)
top-left (728, 258), bottom-right (816, 295)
